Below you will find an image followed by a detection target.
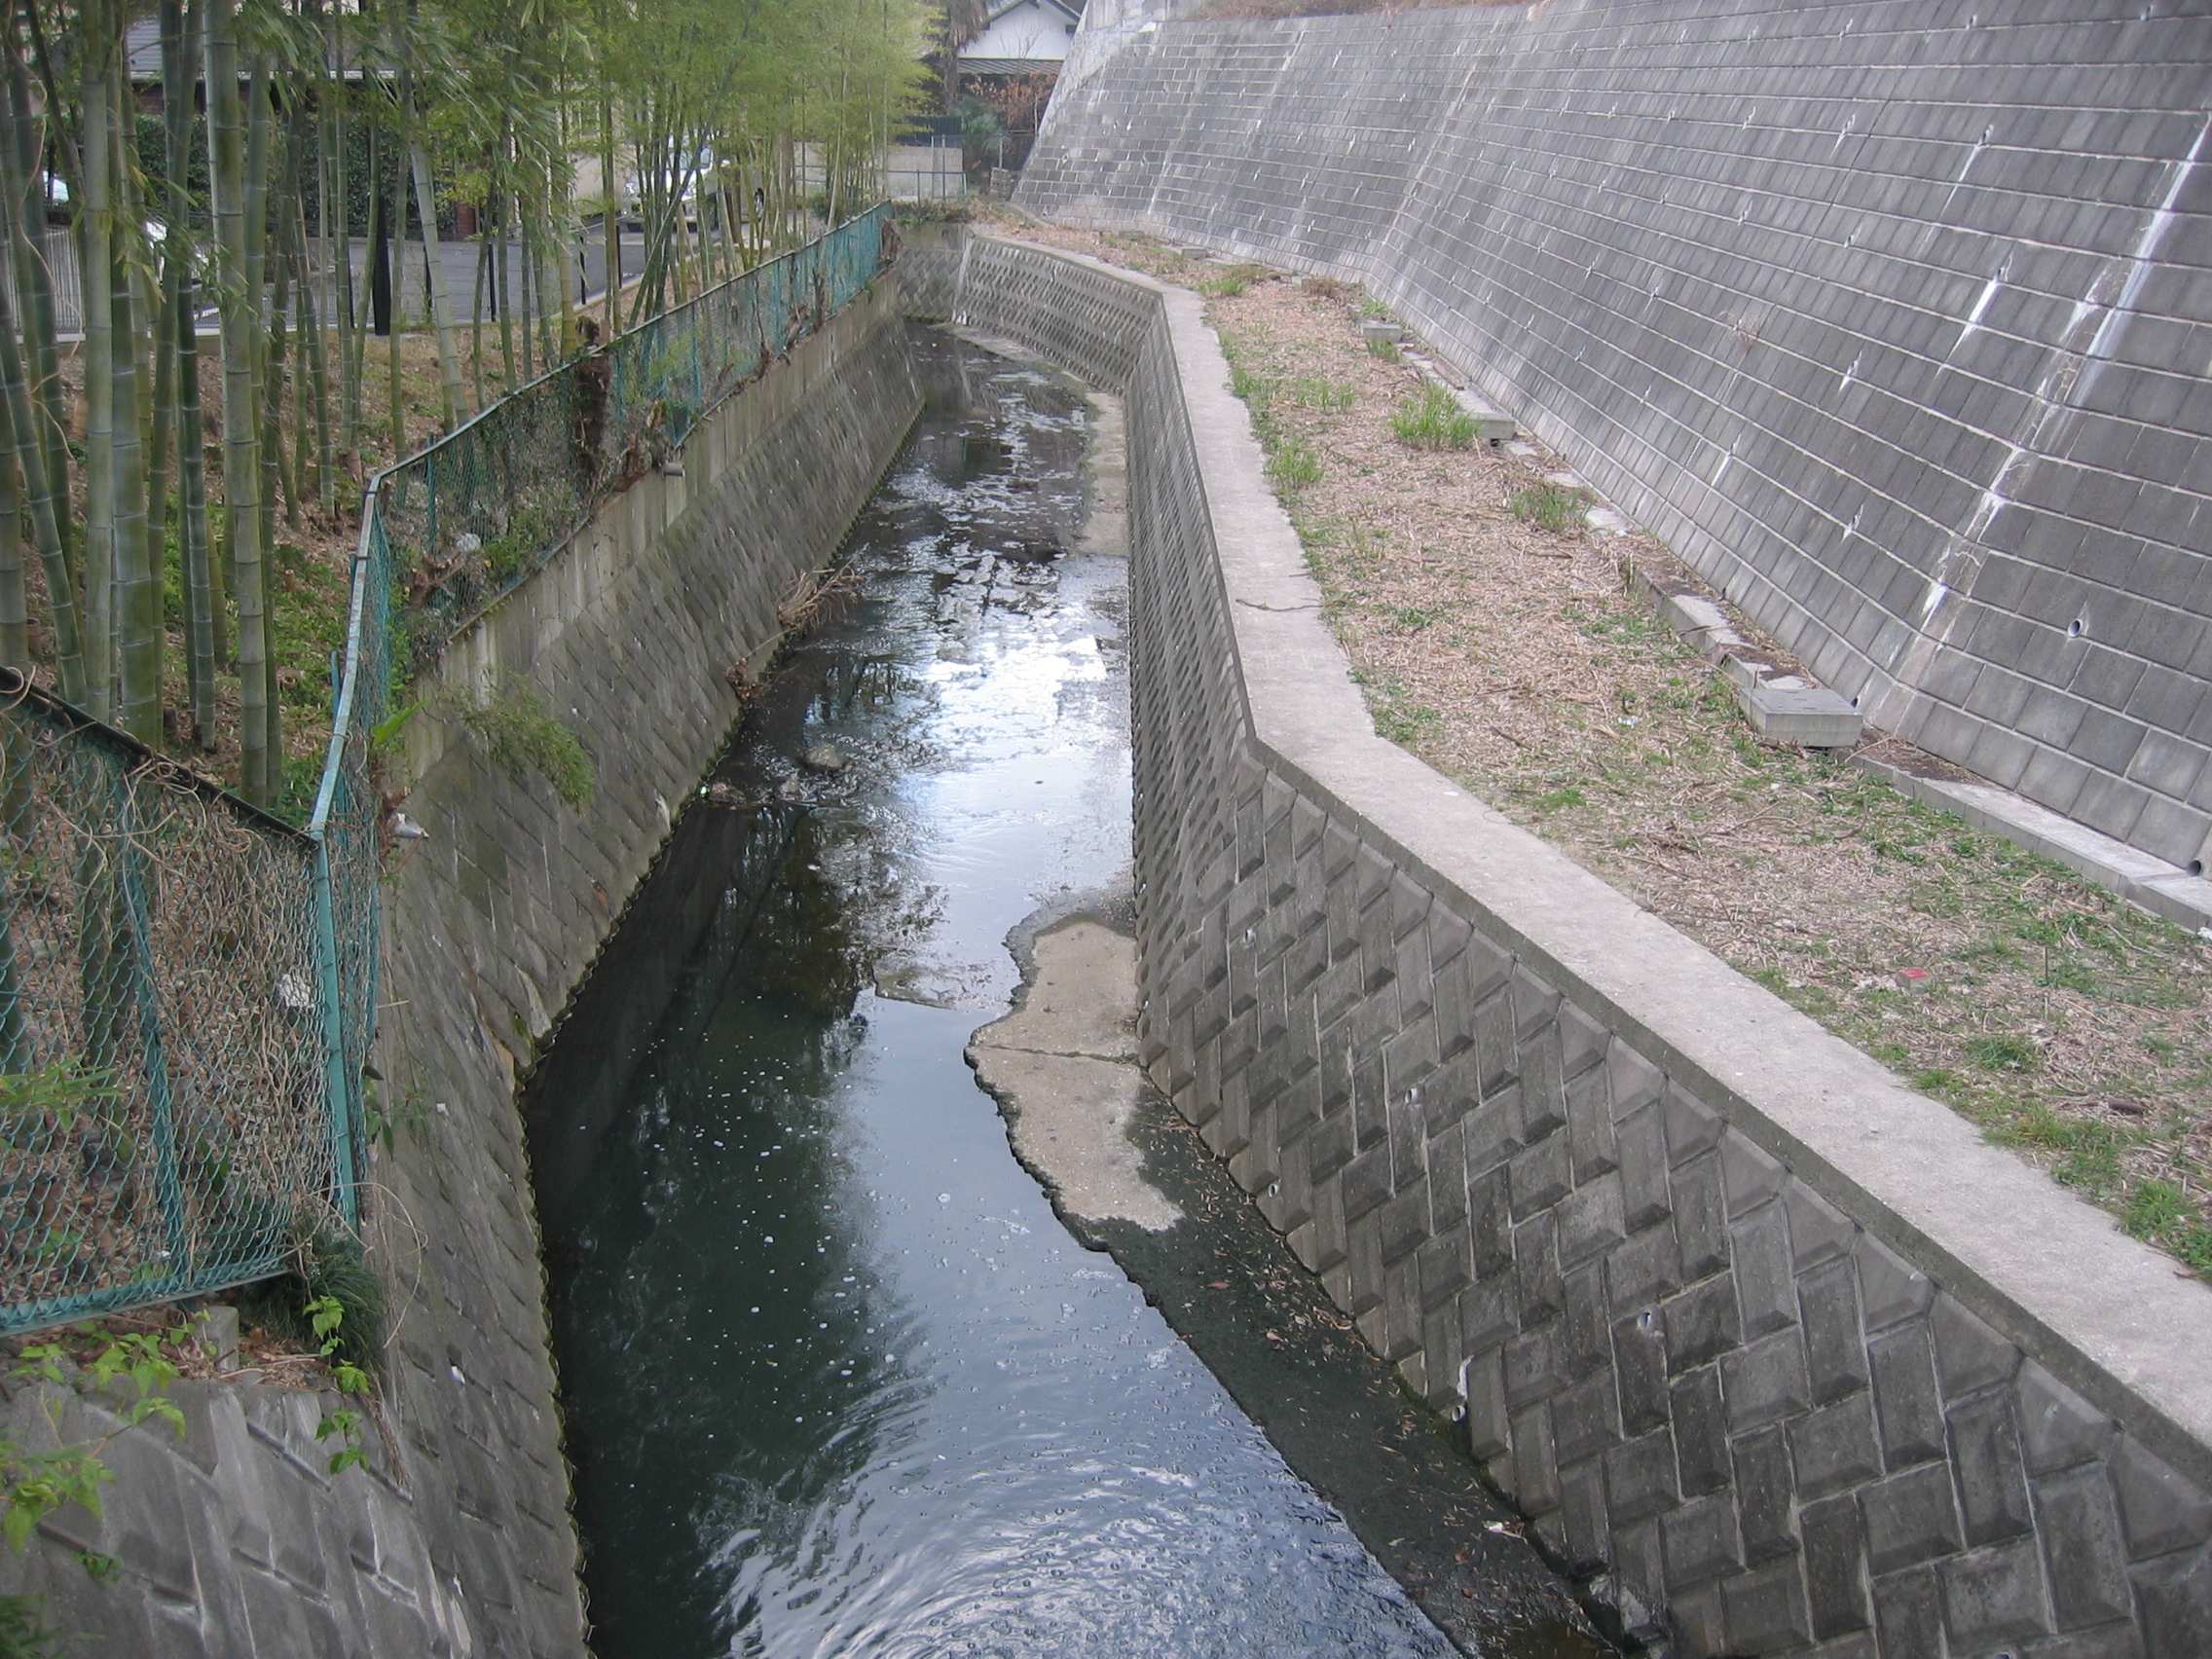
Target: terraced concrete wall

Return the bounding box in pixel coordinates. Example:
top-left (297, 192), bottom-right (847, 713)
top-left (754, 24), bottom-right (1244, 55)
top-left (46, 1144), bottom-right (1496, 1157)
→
top-left (907, 232), bottom-right (2212, 1659)
top-left (1017, 0), bottom-right (2212, 879)
top-left (0, 283), bottom-right (920, 1658)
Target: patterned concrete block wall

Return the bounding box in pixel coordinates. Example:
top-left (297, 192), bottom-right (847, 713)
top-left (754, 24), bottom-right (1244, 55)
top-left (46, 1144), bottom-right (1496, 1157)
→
top-left (0, 284), bottom-right (921, 1657)
top-left (1018, 0), bottom-right (2212, 875)
top-left (913, 234), bottom-right (2212, 1658)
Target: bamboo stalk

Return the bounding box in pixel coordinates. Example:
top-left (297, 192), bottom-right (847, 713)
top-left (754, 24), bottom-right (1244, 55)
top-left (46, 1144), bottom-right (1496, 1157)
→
top-left (206, 0), bottom-right (272, 802)
top-left (0, 403), bottom-right (24, 672)
top-left (176, 272), bottom-right (217, 745)
top-left (110, 53), bottom-right (161, 749)
top-left (3, 8), bottom-right (66, 538)
top-left (167, 0), bottom-right (218, 731)
top-left (404, 89), bottom-right (463, 430)
top-left (78, 30), bottom-right (115, 719)
top-left (298, 189), bottom-right (333, 522)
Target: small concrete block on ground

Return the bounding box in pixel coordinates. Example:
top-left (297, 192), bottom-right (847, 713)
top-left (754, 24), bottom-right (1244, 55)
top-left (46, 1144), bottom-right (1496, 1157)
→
top-left (1451, 387), bottom-right (1517, 443)
top-left (1735, 681), bottom-right (1863, 749)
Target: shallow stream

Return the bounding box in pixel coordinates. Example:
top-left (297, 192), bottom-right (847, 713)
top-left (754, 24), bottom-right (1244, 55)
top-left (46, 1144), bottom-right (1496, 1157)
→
top-left (524, 327), bottom-right (1594, 1658)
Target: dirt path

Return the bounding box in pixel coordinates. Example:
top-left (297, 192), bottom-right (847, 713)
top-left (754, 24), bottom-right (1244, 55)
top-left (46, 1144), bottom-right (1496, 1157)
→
top-left (986, 210), bottom-right (2212, 1280)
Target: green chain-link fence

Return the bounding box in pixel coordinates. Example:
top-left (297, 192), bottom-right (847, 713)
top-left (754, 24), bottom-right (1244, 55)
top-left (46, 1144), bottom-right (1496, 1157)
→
top-left (0, 208), bottom-right (892, 1335)
top-left (378, 206), bottom-right (892, 682)
top-left (0, 678), bottom-right (341, 1333)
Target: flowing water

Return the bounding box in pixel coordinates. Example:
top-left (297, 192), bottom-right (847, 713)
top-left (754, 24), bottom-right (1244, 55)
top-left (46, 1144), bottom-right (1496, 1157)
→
top-left (525, 328), bottom-right (1523, 1658)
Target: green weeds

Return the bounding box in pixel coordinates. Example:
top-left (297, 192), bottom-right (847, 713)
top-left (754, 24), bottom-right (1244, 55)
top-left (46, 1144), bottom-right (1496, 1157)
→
top-left (436, 680), bottom-right (595, 809)
top-left (1268, 436), bottom-right (1323, 490)
top-left (1506, 481), bottom-right (1595, 533)
top-left (1388, 382), bottom-right (1476, 450)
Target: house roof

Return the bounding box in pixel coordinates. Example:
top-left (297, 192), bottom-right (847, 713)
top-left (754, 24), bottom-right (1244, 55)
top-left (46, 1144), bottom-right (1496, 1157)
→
top-left (983, 0), bottom-right (1083, 25)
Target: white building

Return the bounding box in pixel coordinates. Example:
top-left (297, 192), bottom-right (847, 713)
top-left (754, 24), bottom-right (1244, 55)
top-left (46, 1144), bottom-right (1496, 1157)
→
top-left (958, 0), bottom-right (1084, 75)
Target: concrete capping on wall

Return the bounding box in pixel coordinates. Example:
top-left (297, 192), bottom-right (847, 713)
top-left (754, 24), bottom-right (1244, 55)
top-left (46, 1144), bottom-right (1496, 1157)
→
top-left (1016, 0), bottom-right (2212, 881)
top-left (912, 232), bottom-right (2212, 1656)
top-left (0, 280), bottom-right (924, 1656)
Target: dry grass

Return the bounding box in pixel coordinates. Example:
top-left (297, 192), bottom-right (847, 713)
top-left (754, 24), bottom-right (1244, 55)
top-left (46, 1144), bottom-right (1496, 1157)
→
top-left (988, 211), bottom-right (2212, 1279)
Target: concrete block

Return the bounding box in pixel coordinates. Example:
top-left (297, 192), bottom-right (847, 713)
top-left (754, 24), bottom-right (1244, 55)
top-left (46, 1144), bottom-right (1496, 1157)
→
top-left (2016, 1361), bottom-right (2115, 1476)
top-left (1937, 1536), bottom-right (2053, 1650)
top-left (1607, 1218), bottom-right (1683, 1314)
top-left (2035, 1464), bottom-right (2138, 1632)
top-left (1607, 1425), bottom-right (1681, 1524)
top-left (1674, 1365), bottom-right (1733, 1497)
top-left (2130, 1541), bottom-right (2212, 1657)
top-left (1724, 1327), bottom-right (1814, 1434)
top-left (1735, 678), bottom-right (1865, 747)
top-left (1667, 1273), bottom-right (1745, 1375)
top-left (1560, 1172), bottom-right (1626, 1268)
top-left (1865, 1463), bottom-right (1969, 1577)
top-left (1560, 1455), bottom-right (1612, 1574)
top-left (1730, 1198), bottom-right (1799, 1339)
top-left (2109, 1438), bottom-right (2212, 1562)
top-left (1663, 1493), bottom-right (1747, 1589)
top-left (1514, 1210), bottom-right (1565, 1329)
top-left (1734, 1423), bottom-right (1800, 1564)
top-left (1871, 1321), bottom-right (1949, 1471)
top-left (1450, 387), bottom-right (1517, 443)
top-left (1799, 1255), bottom-right (1873, 1405)
top-left (1724, 1558), bottom-right (1816, 1651)
top-left (1553, 1367), bottom-right (1623, 1465)
top-left (1720, 1133), bottom-right (1788, 1219)
top-left (1663, 1086), bottom-right (1727, 1167)
top-left (1854, 1232), bottom-right (1935, 1334)
top-left (1511, 1401), bottom-right (1563, 1516)
top-left (1932, 1295), bottom-right (2022, 1402)
top-left (1509, 1126), bottom-right (1572, 1219)
top-left (1673, 1152), bottom-right (1733, 1282)
top-left (1948, 1390), bottom-right (2036, 1547)
top-left (1872, 1565), bottom-right (1945, 1659)
top-left (1793, 1394), bottom-right (1885, 1501)
top-left (1614, 1309), bottom-right (1671, 1435)
top-left (1803, 1493), bottom-right (1874, 1640)
top-left (1466, 1348), bottom-right (1511, 1459)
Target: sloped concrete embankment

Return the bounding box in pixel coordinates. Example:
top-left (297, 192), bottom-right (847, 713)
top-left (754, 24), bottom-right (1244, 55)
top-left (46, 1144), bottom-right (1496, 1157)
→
top-left (0, 281), bottom-right (919, 1656)
top-left (905, 231), bottom-right (2212, 1658)
top-left (1016, 0), bottom-right (2212, 895)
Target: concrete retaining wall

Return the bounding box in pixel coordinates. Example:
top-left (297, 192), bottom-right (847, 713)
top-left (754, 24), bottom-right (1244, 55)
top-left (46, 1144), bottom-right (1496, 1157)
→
top-left (0, 280), bottom-right (920, 1657)
top-left (1016, 0), bottom-right (2212, 881)
top-left (908, 232), bottom-right (2212, 1658)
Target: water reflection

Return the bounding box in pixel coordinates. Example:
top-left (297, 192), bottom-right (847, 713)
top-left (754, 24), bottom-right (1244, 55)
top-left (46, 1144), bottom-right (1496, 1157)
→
top-left (528, 327), bottom-right (1459, 1658)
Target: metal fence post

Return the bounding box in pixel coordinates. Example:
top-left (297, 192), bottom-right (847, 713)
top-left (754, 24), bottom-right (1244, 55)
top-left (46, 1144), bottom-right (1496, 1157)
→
top-left (311, 837), bottom-right (359, 1228)
top-left (114, 769), bottom-right (190, 1282)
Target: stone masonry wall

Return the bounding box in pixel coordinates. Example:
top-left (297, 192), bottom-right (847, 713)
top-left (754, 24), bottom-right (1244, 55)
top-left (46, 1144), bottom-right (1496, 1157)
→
top-left (0, 280), bottom-right (920, 1657)
top-left (1017, 0), bottom-right (2212, 878)
top-left (911, 233), bottom-right (2212, 1658)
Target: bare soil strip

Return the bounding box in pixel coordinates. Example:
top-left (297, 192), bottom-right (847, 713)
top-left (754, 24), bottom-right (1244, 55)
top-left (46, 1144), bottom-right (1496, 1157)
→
top-left (986, 211), bottom-right (2212, 1279)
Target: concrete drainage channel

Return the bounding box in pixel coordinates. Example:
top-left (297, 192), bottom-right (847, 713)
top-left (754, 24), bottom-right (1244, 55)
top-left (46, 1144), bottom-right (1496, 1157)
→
top-left (521, 319), bottom-right (1604, 1656)
top-left (900, 229), bottom-right (2212, 1659)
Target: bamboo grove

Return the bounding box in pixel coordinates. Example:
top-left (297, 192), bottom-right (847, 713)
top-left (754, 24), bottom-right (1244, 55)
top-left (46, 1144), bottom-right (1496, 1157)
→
top-left (1, 0), bottom-right (929, 810)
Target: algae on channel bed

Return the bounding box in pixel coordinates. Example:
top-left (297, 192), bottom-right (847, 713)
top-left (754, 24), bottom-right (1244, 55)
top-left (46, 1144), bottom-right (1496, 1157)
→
top-left (984, 210), bottom-right (2212, 1281)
